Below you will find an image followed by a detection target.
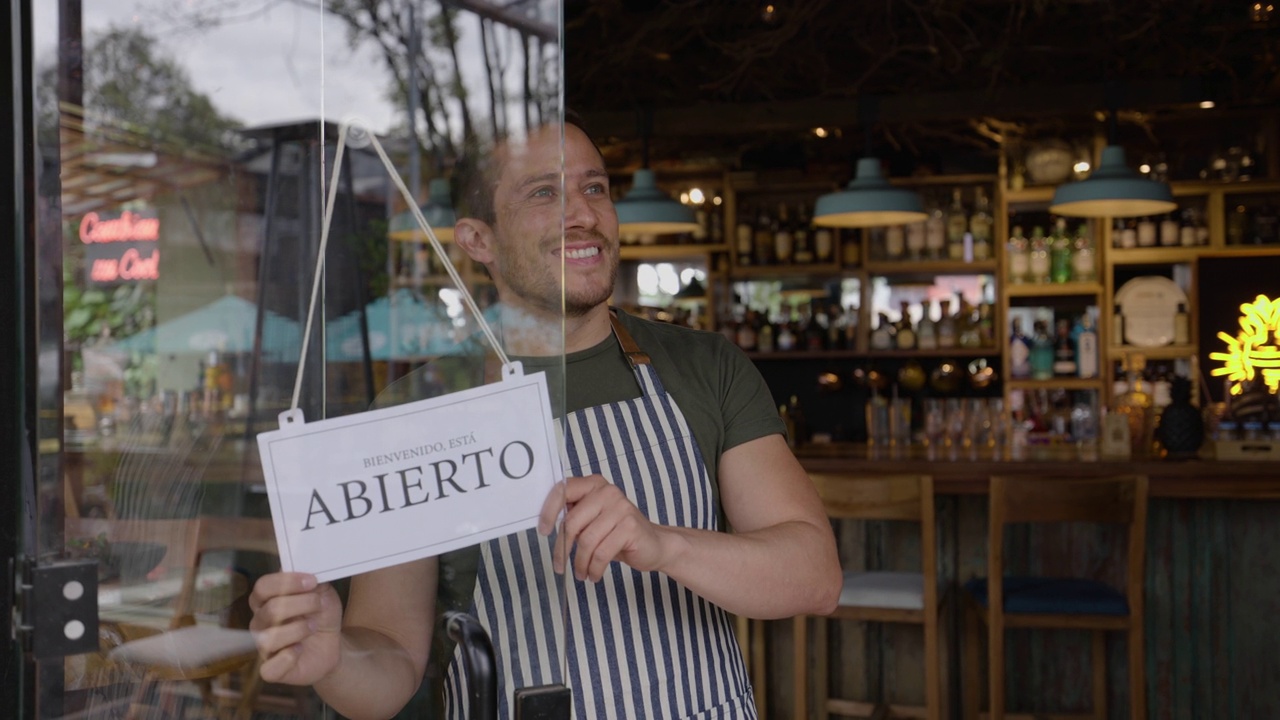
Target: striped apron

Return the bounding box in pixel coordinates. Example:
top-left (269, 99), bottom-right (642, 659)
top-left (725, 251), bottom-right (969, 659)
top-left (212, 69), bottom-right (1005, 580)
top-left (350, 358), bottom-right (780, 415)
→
top-left (445, 315), bottom-right (756, 719)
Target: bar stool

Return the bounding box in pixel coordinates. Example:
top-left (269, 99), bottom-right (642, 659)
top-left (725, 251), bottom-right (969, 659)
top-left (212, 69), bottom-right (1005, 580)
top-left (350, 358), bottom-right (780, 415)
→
top-left (794, 473), bottom-right (943, 720)
top-left (962, 474), bottom-right (1148, 720)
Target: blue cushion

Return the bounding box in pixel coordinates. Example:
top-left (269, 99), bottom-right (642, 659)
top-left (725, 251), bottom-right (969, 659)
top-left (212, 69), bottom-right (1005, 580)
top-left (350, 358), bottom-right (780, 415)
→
top-left (963, 576), bottom-right (1130, 616)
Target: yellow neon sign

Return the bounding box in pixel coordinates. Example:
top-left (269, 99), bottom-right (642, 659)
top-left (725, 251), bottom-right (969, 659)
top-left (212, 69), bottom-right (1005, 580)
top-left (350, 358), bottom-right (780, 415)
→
top-left (1209, 294), bottom-right (1280, 396)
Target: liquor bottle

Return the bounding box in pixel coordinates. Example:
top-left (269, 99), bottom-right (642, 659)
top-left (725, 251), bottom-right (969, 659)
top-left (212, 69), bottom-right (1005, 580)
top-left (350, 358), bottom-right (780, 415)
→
top-left (814, 224), bottom-right (834, 264)
top-left (924, 195), bottom-right (946, 260)
top-left (977, 302), bottom-right (995, 347)
top-left (1075, 314), bottom-right (1099, 379)
top-left (1071, 224), bottom-right (1097, 282)
top-left (735, 310), bottom-right (758, 351)
top-left (1159, 212), bottom-right (1180, 247)
top-left (826, 304), bottom-right (845, 350)
top-left (843, 305), bottom-right (859, 349)
top-left (895, 301), bottom-right (916, 350)
top-left (1254, 201), bottom-right (1279, 245)
top-left (870, 313), bottom-right (894, 350)
top-left (1029, 320), bottom-right (1054, 380)
top-left (905, 219), bottom-right (926, 260)
top-left (917, 304), bottom-right (938, 350)
top-left (970, 187), bottom-right (993, 261)
top-left (1173, 303), bottom-right (1190, 345)
top-left (1049, 218), bottom-right (1073, 283)
top-left (773, 203), bottom-right (793, 264)
top-left (1136, 215), bottom-right (1157, 247)
top-left (957, 295), bottom-right (982, 349)
top-left (945, 187), bottom-right (968, 261)
top-left (792, 204), bottom-right (814, 264)
top-left (884, 224), bottom-right (906, 261)
top-left (1052, 318), bottom-right (1078, 376)
top-left (1151, 363), bottom-right (1173, 410)
top-left (805, 300), bottom-right (827, 351)
top-left (1028, 226), bottom-right (1050, 284)
top-left (1179, 208), bottom-right (1197, 247)
top-left (776, 310), bottom-right (797, 351)
top-left (757, 317), bottom-right (775, 353)
top-left (936, 299), bottom-right (957, 349)
top-left (1009, 317), bottom-right (1031, 379)
top-left (735, 204), bottom-right (754, 266)
top-left (1120, 219), bottom-right (1138, 249)
top-left (1114, 354), bottom-right (1154, 455)
top-left (754, 206), bottom-right (775, 266)
top-left (1112, 304), bottom-right (1126, 346)
top-left (1007, 225), bottom-right (1030, 284)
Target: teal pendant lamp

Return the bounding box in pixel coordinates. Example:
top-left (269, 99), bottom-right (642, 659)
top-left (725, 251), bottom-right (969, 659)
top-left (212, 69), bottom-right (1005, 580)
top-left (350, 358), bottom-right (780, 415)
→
top-left (813, 157), bottom-right (927, 228)
top-left (389, 177), bottom-right (456, 243)
top-left (615, 168), bottom-right (699, 235)
top-left (1050, 145), bottom-right (1176, 218)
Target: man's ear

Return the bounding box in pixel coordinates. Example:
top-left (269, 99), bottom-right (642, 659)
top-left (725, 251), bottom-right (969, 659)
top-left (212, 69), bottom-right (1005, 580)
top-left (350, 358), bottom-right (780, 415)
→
top-left (454, 218), bottom-right (496, 264)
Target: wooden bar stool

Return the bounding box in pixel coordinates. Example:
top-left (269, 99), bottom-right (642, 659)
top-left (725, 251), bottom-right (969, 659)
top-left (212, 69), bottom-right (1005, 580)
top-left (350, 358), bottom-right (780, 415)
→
top-left (962, 475), bottom-right (1148, 720)
top-left (794, 474), bottom-right (943, 720)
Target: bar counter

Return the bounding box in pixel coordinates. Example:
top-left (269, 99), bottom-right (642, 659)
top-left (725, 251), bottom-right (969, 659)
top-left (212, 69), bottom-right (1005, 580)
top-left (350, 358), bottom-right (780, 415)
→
top-left (795, 443), bottom-right (1280, 499)
top-left (767, 443), bottom-right (1280, 720)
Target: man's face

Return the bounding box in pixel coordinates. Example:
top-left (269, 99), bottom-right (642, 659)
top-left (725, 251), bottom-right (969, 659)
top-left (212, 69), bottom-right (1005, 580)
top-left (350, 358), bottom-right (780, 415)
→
top-left (487, 124), bottom-right (619, 317)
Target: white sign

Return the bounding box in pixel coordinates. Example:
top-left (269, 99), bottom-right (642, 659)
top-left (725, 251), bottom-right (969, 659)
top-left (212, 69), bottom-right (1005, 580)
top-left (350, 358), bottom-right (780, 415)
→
top-left (257, 364), bottom-right (562, 582)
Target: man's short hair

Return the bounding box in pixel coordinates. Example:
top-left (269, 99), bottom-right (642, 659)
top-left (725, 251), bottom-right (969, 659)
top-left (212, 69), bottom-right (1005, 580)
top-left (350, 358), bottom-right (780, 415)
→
top-left (455, 109), bottom-right (595, 227)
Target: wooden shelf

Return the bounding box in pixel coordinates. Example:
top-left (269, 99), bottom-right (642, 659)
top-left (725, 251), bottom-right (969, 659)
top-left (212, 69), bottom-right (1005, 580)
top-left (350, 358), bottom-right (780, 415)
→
top-left (864, 259), bottom-right (998, 275)
top-left (1108, 344), bottom-right (1198, 360)
top-left (865, 347), bottom-right (998, 359)
top-left (1007, 377), bottom-right (1106, 391)
top-left (730, 263), bottom-right (845, 279)
top-left (619, 243), bottom-right (726, 260)
top-left (1005, 281), bottom-right (1104, 297)
top-left (747, 349), bottom-right (863, 360)
top-left (1002, 186), bottom-right (1057, 205)
top-left (1109, 246), bottom-right (1201, 264)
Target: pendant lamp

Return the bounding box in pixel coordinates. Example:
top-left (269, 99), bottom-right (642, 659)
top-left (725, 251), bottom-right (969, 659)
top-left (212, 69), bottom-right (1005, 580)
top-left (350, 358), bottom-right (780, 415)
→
top-left (389, 177), bottom-right (456, 242)
top-left (615, 168), bottom-right (699, 235)
top-left (1049, 145), bottom-right (1176, 218)
top-left (813, 157), bottom-right (927, 228)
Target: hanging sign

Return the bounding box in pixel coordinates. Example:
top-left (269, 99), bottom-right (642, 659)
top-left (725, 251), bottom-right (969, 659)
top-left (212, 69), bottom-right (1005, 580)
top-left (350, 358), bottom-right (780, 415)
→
top-left (257, 363), bottom-right (562, 582)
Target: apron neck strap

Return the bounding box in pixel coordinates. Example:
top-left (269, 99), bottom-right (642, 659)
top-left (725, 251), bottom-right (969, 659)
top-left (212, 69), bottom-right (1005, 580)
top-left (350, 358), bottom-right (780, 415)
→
top-left (609, 311), bottom-right (651, 368)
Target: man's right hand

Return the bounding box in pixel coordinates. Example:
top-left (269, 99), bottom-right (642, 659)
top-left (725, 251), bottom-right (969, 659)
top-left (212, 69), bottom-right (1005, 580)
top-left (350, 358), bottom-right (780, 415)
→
top-left (248, 572), bottom-right (344, 686)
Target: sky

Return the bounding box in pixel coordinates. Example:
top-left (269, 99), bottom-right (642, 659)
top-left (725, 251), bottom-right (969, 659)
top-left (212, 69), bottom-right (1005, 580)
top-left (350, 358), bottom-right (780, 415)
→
top-left (30, 0), bottom-right (538, 136)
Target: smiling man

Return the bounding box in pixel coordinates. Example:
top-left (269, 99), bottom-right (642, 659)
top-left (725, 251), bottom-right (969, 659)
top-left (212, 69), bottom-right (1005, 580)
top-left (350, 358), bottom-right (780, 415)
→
top-left (247, 119), bottom-right (842, 720)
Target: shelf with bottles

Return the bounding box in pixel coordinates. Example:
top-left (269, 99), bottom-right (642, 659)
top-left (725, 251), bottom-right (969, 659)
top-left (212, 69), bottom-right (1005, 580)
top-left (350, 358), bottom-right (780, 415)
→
top-left (864, 182), bottom-right (999, 266)
top-left (618, 243), bottom-right (728, 261)
top-left (868, 279), bottom-right (1000, 356)
top-left (1007, 377), bottom-right (1106, 391)
top-left (728, 189), bottom-right (850, 271)
top-left (1224, 185), bottom-right (1280, 247)
top-left (865, 347), bottom-right (998, 359)
top-left (721, 278), bottom-right (861, 356)
top-left (1006, 304), bottom-right (1102, 389)
top-left (1005, 281), bottom-right (1104, 298)
top-left (1003, 216), bottom-right (1101, 289)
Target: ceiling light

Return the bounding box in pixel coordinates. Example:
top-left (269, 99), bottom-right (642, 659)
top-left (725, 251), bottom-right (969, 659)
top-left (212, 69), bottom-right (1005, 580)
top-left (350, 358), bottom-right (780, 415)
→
top-left (1199, 100), bottom-right (1216, 109)
top-left (812, 157), bottom-right (927, 228)
top-left (688, 188), bottom-right (705, 204)
top-left (1139, 163), bottom-right (1151, 174)
top-left (813, 127), bottom-right (829, 138)
top-left (615, 169), bottom-right (699, 235)
top-left (1050, 146), bottom-right (1176, 218)
top-left (1074, 161), bottom-right (1091, 173)
top-left (389, 177), bottom-right (455, 242)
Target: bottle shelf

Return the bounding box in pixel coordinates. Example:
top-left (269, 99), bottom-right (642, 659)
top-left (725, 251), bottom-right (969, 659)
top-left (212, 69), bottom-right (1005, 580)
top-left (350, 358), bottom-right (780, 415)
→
top-left (1108, 344), bottom-right (1197, 360)
top-left (864, 259), bottom-right (998, 275)
top-left (746, 349), bottom-right (863, 360)
top-left (619, 243), bottom-right (726, 260)
top-left (1108, 247), bottom-right (1201, 265)
top-left (1007, 377), bottom-right (1106, 391)
top-left (1005, 281), bottom-right (1104, 297)
top-left (865, 347), bottom-right (998, 359)
top-left (729, 262), bottom-right (845, 279)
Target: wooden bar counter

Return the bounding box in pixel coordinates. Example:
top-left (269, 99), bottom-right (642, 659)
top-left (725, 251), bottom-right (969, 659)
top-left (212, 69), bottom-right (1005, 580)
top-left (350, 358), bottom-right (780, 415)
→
top-left (766, 443), bottom-right (1280, 720)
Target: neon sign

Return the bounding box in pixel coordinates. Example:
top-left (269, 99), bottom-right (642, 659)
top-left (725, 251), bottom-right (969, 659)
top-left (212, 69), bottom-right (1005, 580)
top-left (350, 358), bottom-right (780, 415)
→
top-left (79, 210), bottom-right (160, 244)
top-left (80, 210), bottom-right (161, 285)
top-left (1209, 294), bottom-right (1280, 396)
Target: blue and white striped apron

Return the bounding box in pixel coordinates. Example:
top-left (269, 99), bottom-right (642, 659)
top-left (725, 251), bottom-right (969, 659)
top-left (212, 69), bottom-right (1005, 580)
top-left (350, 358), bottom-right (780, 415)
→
top-left (445, 315), bottom-right (756, 719)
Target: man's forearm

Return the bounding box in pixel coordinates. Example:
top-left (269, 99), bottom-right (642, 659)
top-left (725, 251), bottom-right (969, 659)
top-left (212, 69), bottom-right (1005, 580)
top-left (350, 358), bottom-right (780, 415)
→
top-left (656, 519), bottom-right (841, 619)
top-left (314, 627), bottom-right (429, 720)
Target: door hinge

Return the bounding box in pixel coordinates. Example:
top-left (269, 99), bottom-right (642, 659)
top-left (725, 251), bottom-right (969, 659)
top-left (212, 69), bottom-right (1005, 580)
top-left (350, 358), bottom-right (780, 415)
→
top-left (13, 555), bottom-right (100, 659)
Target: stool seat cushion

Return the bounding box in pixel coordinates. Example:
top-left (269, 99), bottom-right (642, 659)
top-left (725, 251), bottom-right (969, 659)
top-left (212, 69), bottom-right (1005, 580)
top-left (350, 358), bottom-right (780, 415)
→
top-left (838, 571), bottom-right (925, 610)
top-left (963, 576), bottom-right (1129, 616)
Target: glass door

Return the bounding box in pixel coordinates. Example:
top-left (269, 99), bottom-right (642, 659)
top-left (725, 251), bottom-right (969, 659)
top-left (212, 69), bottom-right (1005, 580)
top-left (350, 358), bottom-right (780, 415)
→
top-left (7, 1), bottom-right (566, 717)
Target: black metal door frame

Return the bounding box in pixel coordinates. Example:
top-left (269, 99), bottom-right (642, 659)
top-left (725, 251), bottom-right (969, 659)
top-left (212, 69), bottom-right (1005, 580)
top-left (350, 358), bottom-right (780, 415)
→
top-left (2, 0), bottom-right (40, 718)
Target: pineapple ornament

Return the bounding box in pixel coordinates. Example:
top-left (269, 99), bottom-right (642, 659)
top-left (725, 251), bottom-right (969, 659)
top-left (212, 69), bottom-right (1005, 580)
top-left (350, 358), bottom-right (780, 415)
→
top-left (1157, 376), bottom-right (1204, 458)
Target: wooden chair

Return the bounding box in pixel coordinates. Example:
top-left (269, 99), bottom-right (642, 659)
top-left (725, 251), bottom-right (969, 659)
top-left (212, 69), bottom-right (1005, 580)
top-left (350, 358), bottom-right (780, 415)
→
top-left (107, 516), bottom-right (296, 720)
top-left (794, 474), bottom-right (943, 720)
top-left (962, 475), bottom-right (1148, 720)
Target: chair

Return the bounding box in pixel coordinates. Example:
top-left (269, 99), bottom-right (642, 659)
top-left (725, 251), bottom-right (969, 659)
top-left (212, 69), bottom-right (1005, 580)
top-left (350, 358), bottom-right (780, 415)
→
top-left (794, 474), bottom-right (943, 720)
top-left (961, 475), bottom-right (1148, 720)
top-left (107, 516), bottom-right (296, 720)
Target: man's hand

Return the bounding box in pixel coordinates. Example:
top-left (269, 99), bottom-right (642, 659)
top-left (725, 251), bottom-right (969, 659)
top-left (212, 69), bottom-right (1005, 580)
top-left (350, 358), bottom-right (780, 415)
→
top-left (538, 475), bottom-right (680, 582)
top-left (248, 572), bottom-right (344, 686)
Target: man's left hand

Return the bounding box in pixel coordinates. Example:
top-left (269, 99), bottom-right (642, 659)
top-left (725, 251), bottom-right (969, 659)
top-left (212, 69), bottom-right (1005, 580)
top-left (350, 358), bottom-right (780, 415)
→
top-left (538, 475), bottom-right (678, 582)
